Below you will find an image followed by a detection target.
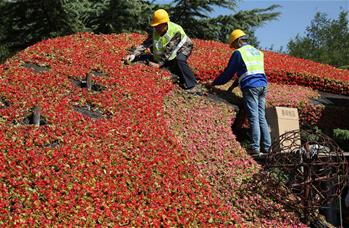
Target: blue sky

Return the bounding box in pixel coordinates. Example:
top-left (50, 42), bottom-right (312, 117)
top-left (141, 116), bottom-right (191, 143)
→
top-left (154, 0), bottom-right (348, 51)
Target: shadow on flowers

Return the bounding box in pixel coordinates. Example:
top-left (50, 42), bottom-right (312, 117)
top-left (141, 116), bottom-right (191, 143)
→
top-left (234, 169), bottom-right (306, 224)
top-left (203, 83), bottom-right (252, 148)
top-left (235, 167), bottom-right (334, 226)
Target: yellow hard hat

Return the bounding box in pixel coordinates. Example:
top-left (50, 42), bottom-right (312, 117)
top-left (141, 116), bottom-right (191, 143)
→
top-left (150, 9), bottom-right (170, 27)
top-left (229, 29), bottom-right (246, 47)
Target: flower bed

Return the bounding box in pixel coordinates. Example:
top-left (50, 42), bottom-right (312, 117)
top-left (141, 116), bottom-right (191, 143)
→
top-left (0, 32), bottom-right (346, 226)
top-left (0, 33), bottom-right (241, 226)
top-left (212, 82), bottom-right (326, 129)
top-left (190, 39), bottom-right (349, 129)
top-left (266, 84), bottom-right (349, 130)
top-left (190, 39), bottom-right (349, 95)
top-left (164, 89), bottom-right (304, 226)
top-left (266, 83), bottom-right (322, 127)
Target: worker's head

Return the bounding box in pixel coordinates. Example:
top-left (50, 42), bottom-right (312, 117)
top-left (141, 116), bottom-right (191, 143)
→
top-left (151, 9), bottom-right (170, 35)
top-left (229, 29), bottom-right (248, 49)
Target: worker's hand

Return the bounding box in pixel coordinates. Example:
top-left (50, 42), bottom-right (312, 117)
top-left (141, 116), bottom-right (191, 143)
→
top-left (148, 62), bottom-right (160, 69)
top-left (203, 81), bottom-right (214, 91)
top-left (205, 81), bottom-right (218, 95)
top-left (227, 85), bottom-right (235, 93)
top-left (124, 54), bottom-right (136, 64)
top-left (232, 79), bottom-right (239, 88)
top-left (228, 79), bottom-right (238, 92)
top-left (206, 81), bottom-right (214, 88)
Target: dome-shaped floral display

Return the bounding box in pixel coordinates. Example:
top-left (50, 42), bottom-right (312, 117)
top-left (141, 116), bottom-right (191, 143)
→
top-left (1, 32), bottom-right (348, 226)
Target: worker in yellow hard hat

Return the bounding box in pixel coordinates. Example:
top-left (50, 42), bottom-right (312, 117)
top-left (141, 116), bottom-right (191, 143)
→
top-left (124, 9), bottom-right (198, 92)
top-left (211, 29), bottom-right (271, 157)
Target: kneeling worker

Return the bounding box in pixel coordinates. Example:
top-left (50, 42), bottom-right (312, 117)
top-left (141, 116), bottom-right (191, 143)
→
top-left (124, 9), bottom-right (198, 91)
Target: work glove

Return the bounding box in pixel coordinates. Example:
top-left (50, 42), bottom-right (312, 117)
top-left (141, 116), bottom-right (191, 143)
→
top-left (124, 54), bottom-right (136, 64)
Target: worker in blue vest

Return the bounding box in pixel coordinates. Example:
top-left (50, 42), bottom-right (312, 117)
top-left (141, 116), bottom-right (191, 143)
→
top-left (124, 9), bottom-right (198, 92)
top-left (211, 29), bottom-right (271, 156)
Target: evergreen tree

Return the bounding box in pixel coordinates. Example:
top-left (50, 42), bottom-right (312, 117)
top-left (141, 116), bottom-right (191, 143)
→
top-left (1, 0), bottom-right (69, 50)
top-left (92, 0), bottom-right (153, 34)
top-left (0, 0), bottom-right (100, 61)
top-left (0, 0), bottom-right (281, 62)
top-left (199, 5), bottom-right (280, 46)
top-left (0, 0), bottom-right (10, 62)
top-left (287, 11), bottom-right (349, 67)
top-left (162, 0), bottom-right (280, 46)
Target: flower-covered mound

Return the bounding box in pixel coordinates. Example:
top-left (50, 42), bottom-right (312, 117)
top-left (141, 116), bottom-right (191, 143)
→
top-left (0, 33), bottom-right (239, 226)
top-left (164, 89), bottom-right (304, 226)
top-left (190, 38), bottom-right (349, 129)
top-left (191, 39), bottom-right (349, 95)
top-left (0, 32), bottom-right (345, 226)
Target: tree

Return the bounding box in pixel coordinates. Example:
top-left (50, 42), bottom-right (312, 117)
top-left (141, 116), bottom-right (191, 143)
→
top-left (0, 0), bottom-right (154, 62)
top-left (161, 0), bottom-right (280, 46)
top-left (199, 5), bottom-right (280, 46)
top-left (92, 0), bottom-right (153, 34)
top-left (0, 0), bottom-right (102, 62)
top-left (0, 0), bottom-right (281, 62)
top-left (0, 0), bottom-right (10, 62)
top-left (287, 11), bottom-right (349, 67)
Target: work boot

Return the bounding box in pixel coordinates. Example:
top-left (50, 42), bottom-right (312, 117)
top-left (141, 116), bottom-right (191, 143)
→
top-left (247, 148), bottom-right (262, 157)
top-left (261, 148), bottom-right (270, 154)
top-left (184, 85), bottom-right (204, 95)
top-left (184, 86), bottom-right (197, 93)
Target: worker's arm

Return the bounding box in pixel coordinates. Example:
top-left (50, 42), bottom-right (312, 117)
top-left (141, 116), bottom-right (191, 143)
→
top-left (132, 34), bottom-right (153, 57)
top-left (212, 50), bottom-right (242, 86)
top-left (124, 34), bottom-right (153, 63)
top-left (158, 32), bottom-right (192, 67)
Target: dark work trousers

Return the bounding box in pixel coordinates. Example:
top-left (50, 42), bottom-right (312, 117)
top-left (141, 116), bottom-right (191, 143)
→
top-left (164, 53), bottom-right (197, 89)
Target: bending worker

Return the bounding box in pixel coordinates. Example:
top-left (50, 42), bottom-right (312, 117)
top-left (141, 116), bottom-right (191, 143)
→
top-left (211, 29), bottom-right (271, 156)
top-left (124, 9), bottom-right (198, 91)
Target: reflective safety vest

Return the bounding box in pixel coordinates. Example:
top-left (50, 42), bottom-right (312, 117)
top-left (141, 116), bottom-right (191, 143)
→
top-left (152, 21), bottom-right (188, 62)
top-left (237, 45), bottom-right (265, 84)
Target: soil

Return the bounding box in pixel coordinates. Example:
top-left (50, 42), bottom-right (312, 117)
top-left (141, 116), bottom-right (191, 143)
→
top-left (73, 104), bottom-right (103, 119)
top-left (70, 76), bottom-right (106, 91)
top-left (23, 63), bottom-right (50, 73)
top-left (312, 92), bottom-right (349, 107)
